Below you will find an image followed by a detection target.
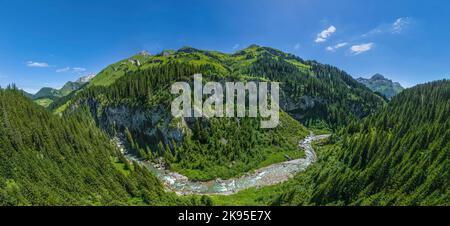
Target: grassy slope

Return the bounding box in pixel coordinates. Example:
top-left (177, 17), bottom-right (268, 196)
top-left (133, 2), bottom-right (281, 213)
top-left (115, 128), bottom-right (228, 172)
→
top-left (33, 98), bottom-right (53, 108)
top-left (88, 45), bottom-right (310, 88)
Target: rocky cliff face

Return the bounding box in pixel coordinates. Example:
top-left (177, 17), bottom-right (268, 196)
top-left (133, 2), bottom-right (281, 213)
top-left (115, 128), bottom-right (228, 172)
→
top-left (280, 93), bottom-right (325, 120)
top-left (76, 74), bottom-right (96, 83)
top-left (70, 98), bottom-right (189, 148)
top-left (57, 45), bottom-right (387, 150)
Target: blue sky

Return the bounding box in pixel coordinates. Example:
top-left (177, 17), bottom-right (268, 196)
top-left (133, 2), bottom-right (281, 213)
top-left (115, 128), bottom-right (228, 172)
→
top-left (0, 0), bottom-right (449, 93)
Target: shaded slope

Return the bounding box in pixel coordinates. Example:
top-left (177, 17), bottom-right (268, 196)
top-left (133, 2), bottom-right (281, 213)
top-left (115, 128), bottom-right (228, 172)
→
top-left (0, 88), bottom-right (179, 205)
top-left (276, 80), bottom-right (450, 206)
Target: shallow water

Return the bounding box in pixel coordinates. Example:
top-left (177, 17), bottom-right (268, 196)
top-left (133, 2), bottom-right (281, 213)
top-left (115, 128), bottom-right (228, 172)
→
top-left (117, 134), bottom-right (330, 195)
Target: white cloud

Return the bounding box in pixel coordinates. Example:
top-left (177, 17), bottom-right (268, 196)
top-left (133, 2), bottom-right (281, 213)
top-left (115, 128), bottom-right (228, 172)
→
top-left (350, 43), bottom-right (374, 55)
top-left (56, 67), bottom-right (87, 73)
top-left (232, 44), bottom-right (240, 50)
top-left (56, 67), bottom-right (70, 73)
top-left (326, 42), bottom-right (348, 52)
top-left (336, 42), bottom-right (348, 48)
top-left (27, 61), bottom-right (49, 68)
top-left (361, 28), bottom-right (382, 37)
top-left (362, 17), bottom-right (413, 37)
top-left (392, 17), bottom-right (412, 33)
top-left (315, 26), bottom-right (336, 43)
top-left (72, 67), bottom-right (86, 73)
top-left (294, 43), bottom-right (301, 50)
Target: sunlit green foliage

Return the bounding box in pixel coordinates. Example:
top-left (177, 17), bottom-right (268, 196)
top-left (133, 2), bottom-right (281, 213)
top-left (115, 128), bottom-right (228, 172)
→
top-left (276, 80), bottom-right (450, 206)
top-left (0, 87), bottom-right (181, 205)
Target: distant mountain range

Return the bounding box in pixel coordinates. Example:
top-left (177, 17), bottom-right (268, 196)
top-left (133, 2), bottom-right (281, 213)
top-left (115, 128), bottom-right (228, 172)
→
top-left (357, 74), bottom-right (404, 99)
top-left (29, 74), bottom-right (95, 107)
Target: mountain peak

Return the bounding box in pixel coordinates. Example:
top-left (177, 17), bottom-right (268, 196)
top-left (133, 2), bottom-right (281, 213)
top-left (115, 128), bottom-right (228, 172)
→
top-left (371, 73), bottom-right (386, 80)
top-left (238, 44), bottom-right (263, 52)
top-left (177, 46), bottom-right (201, 53)
top-left (357, 74), bottom-right (404, 99)
top-left (31, 74), bottom-right (96, 104)
top-left (76, 74), bottom-right (96, 84)
top-left (139, 50), bottom-right (151, 56)
top-left (247, 44), bottom-right (261, 49)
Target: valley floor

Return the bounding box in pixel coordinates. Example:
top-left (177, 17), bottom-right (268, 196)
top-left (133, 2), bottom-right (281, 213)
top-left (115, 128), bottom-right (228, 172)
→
top-left (117, 133), bottom-right (330, 198)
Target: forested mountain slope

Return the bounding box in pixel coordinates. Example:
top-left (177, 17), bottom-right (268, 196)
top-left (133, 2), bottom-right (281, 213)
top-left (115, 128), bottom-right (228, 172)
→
top-left (276, 80), bottom-right (450, 206)
top-left (67, 45), bottom-right (386, 128)
top-left (64, 63), bottom-right (309, 181)
top-left (0, 87), bottom-right (181, 205)
top-left (52, 45), bottom-right (385, 181)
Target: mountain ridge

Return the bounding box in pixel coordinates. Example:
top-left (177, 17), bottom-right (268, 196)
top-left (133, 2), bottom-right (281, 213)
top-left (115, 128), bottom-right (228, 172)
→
top-left (357, 73), bottom-right (404, 99)
top-left (31, 74), bottom-right (96, 107)
top-left (50, 45), bottom-right (387, 180)
top-left (65, 45), bottom-right (387, 126)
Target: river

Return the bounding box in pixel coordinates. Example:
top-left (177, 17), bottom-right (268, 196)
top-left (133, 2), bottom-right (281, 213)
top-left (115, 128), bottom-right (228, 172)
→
top-left (115, 133), bottom-right (330, 195)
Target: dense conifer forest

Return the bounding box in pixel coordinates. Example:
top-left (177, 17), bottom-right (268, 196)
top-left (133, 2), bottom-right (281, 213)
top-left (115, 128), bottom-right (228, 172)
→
top-left (0, 87), bottom-right (186, 205)
top-left (274, 80), bottom-right (450, 205)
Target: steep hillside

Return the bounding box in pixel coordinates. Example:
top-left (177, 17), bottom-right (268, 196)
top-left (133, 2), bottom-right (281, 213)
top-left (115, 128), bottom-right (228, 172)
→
top-left (276, 80), bottom-right (450, 206)
top-left (357, 74), bottom-right (404, 99)
top-left (66, 63), bottom-right (309, 180)
top-left (0, 88), bottom-right (181, 205)
top-left (33, 87), bottom-right (60, 100)
top-left (20, 90), bottom-right (34, 99)
top-left (79, 45), bottom-right (387, 128)
top-left (52, 45), bottom-right (386, 181)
